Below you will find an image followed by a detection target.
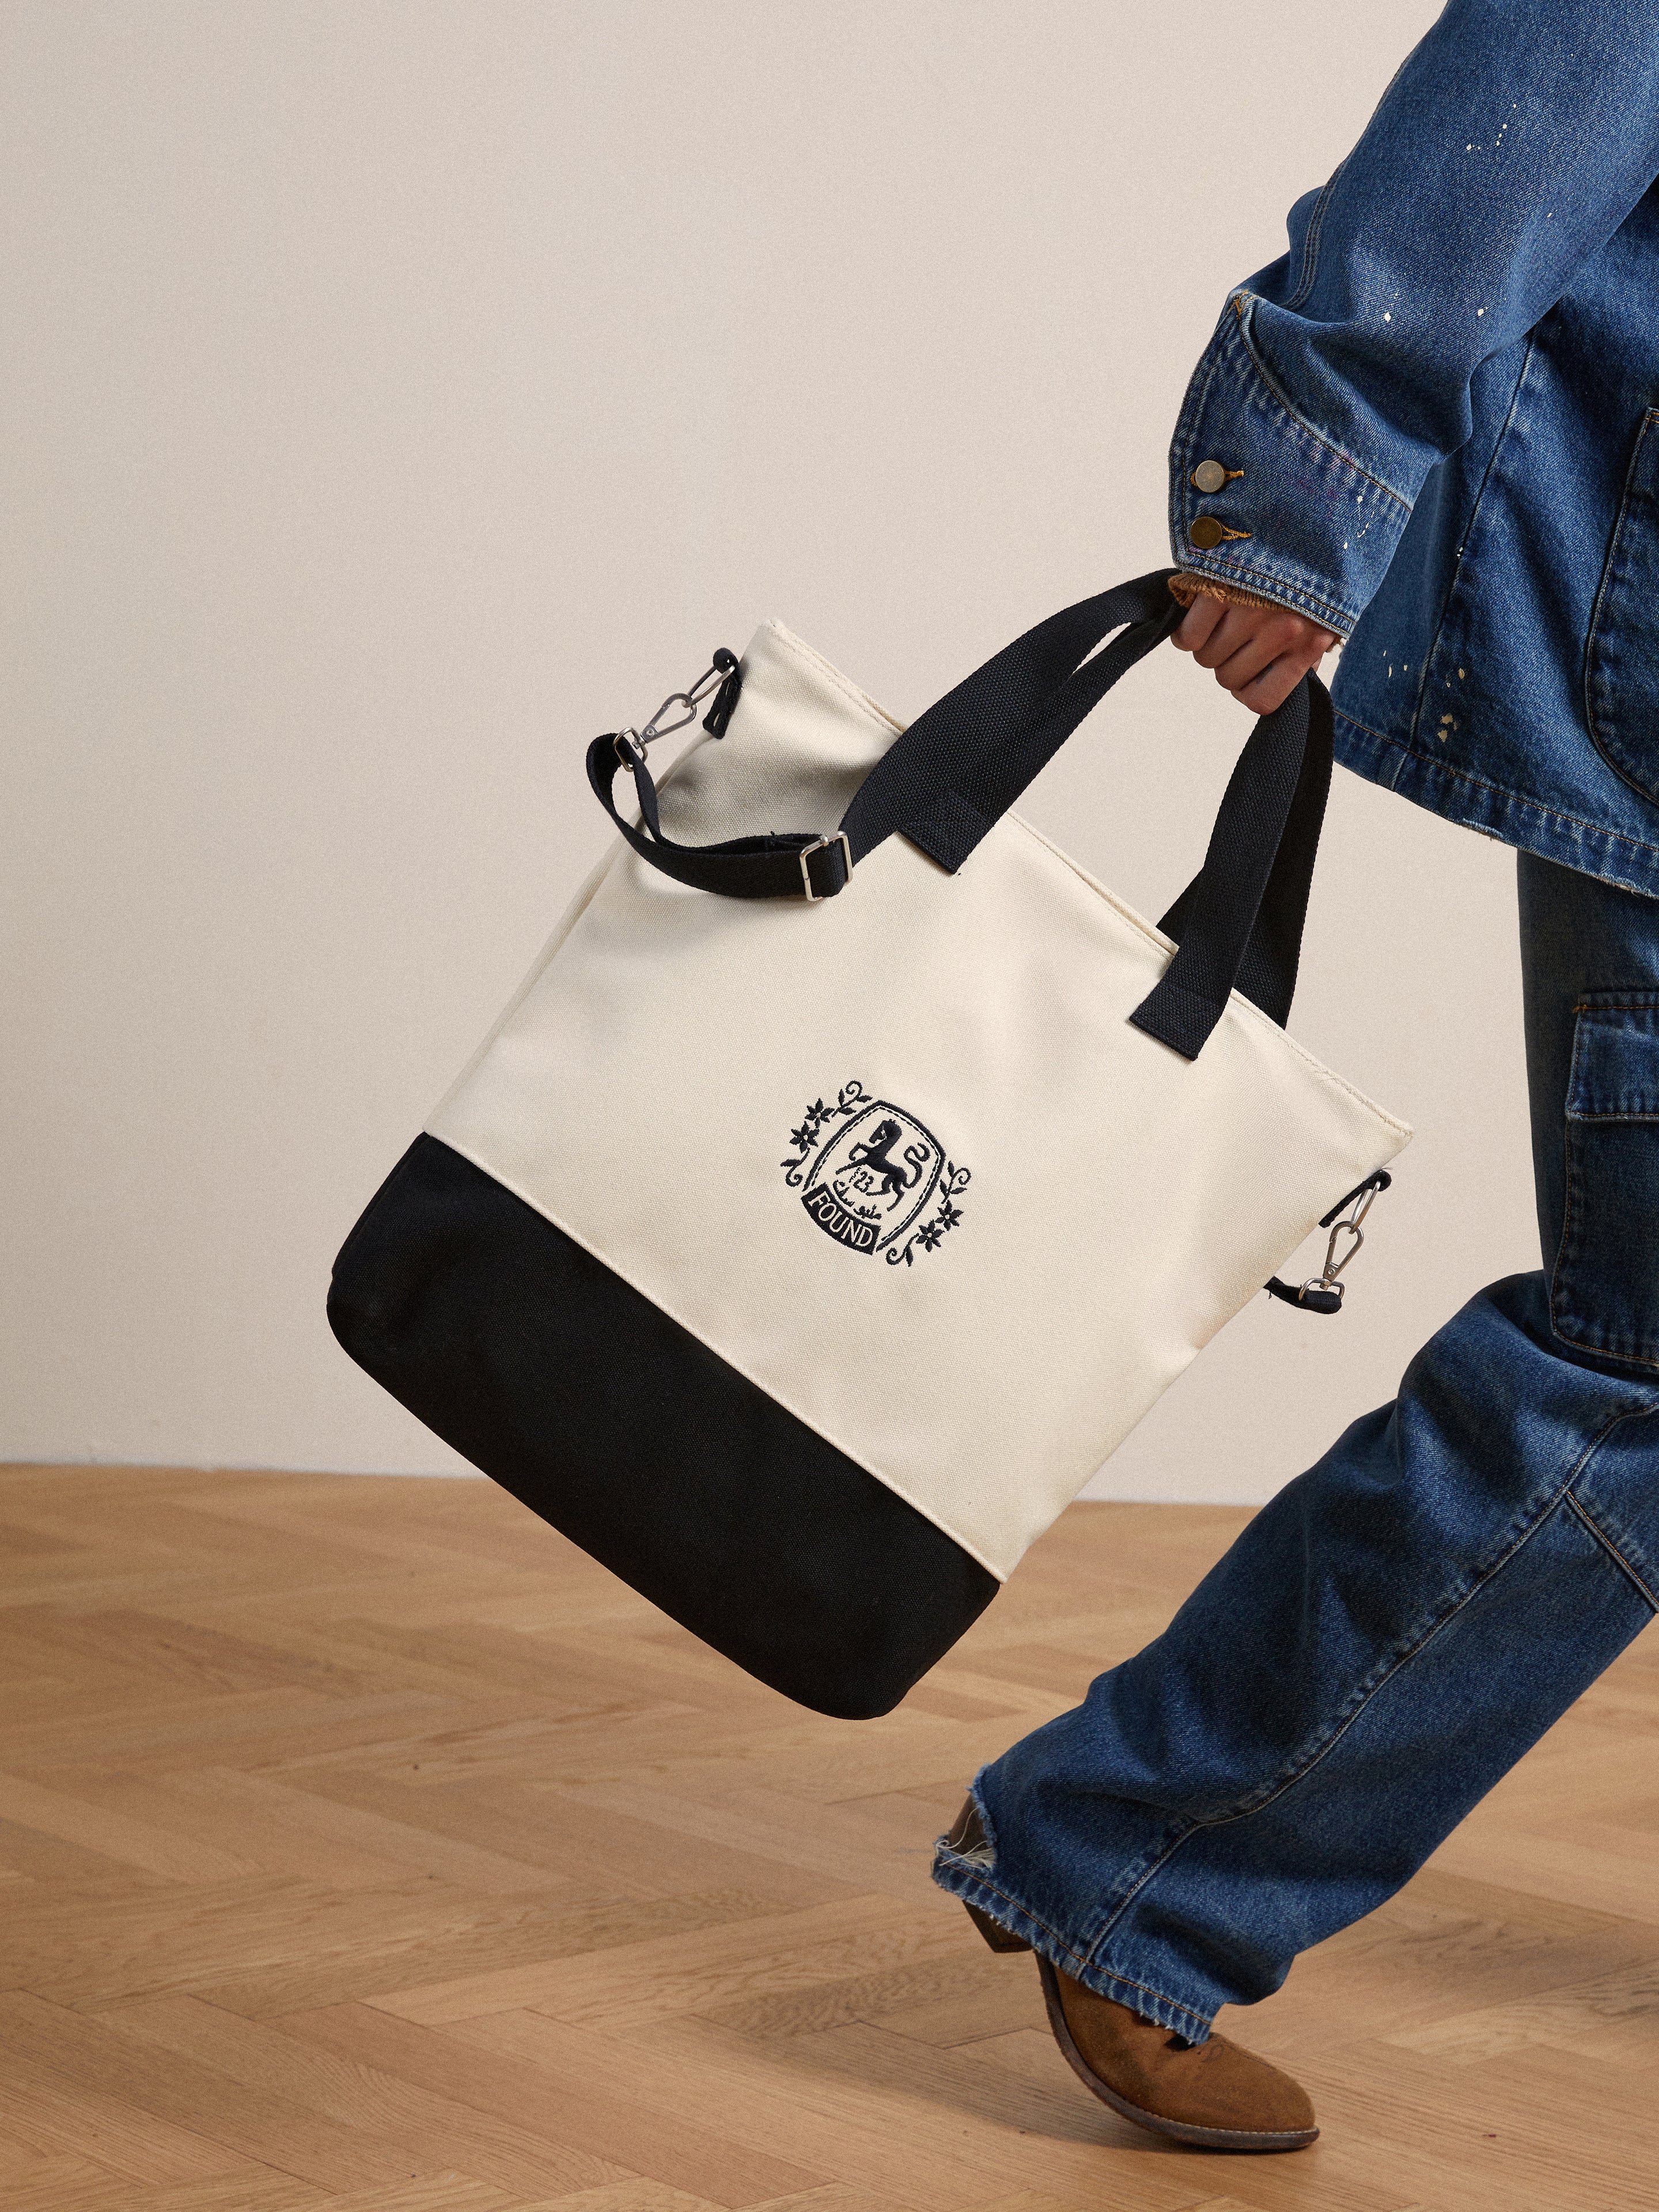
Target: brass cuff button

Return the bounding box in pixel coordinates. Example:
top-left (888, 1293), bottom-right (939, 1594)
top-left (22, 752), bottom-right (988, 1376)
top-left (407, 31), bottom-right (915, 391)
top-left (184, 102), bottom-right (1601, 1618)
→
top-left (1188, 515), bottom-right (1229, 551)
top-left (1191, 459), bottom-right (1233, 494)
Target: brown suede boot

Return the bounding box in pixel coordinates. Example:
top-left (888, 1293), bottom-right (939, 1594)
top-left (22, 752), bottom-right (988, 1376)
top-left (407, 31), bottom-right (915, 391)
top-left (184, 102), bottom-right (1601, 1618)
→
top-left (944, 1800), bottom-right (1317, 2153)
top-left (1034, 1957), bottom-right (1318, 2152)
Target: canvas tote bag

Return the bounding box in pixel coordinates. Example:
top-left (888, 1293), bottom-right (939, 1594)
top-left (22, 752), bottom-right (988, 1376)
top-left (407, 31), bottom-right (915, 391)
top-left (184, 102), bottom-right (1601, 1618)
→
top-left (329, 568), bottom-right (1410, 1717)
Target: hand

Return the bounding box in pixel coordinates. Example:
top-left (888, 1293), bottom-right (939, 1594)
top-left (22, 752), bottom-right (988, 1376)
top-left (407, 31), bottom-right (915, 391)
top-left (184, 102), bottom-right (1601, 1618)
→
top-left (1172, 593), bottom-right (1338, 715)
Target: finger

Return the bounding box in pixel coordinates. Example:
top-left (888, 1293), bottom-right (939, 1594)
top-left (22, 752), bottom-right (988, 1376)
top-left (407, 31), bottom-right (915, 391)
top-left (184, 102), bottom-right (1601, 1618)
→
top-left (1172, 596), bottom-right (1224, 654)
top-left (1210, 631), bottom-right (1290, 695)
top-left (1209, 615), bottom-right (1322, 695)
top-left (1233, 647), bottom-right (1324, 716)
top-left (1188, 606), bottom-right (1260, 671)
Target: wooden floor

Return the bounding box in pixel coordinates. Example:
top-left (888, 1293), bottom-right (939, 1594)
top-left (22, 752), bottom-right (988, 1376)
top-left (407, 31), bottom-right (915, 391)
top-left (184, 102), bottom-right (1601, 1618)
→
top-left (1, 1468), bottom-right (1656, 2212)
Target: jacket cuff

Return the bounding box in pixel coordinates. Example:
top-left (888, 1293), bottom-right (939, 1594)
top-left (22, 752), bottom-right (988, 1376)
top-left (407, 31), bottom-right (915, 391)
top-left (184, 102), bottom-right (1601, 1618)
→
top-left (1166, 571), bottom-right (1342, 627)
top-left (1168, 294), bottom-right (1414, 641)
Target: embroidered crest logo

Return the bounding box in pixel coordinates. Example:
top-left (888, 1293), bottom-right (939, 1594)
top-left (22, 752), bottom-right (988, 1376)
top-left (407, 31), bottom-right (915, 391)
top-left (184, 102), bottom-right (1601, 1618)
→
top-left (781, 1080), bottom-right (970, 1266)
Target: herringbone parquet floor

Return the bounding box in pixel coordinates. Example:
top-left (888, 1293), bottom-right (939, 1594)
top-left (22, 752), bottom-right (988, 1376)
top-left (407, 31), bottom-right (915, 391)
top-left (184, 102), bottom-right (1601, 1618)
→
top-left (1, 1463), bottom-right (1656, 2212)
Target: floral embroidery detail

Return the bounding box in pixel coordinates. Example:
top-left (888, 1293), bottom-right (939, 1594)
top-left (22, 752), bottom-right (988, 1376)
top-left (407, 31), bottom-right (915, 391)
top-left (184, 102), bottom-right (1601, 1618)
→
top-left (781, 1081), bottom-right (869, 1187)
top-left (885, 1161), bottom-right (971, 1267)
top-left (781, 1081), bottom-right (969, 1264)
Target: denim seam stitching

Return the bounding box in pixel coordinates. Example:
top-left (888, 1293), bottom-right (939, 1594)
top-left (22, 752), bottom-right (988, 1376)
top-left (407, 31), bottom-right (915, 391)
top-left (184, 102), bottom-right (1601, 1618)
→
top-left (1079, 1973), bottom-right (1212, 2035)
top-left (1583, 410), bottom-right (1659, 805)
top-left (1171, 558), bottom-right (1355, 639)
top-left (1064, 1963), bottom-right (1211, 2038)
top-left (1565, 1491), bottom-right (1659, 1612)
top-left (1332, 703), bottom-right (1399, 748)
top-left (1551, 1013), bottom-right (1592, 1353)
top-left (1074, 1415), bottom-right (1643, 2014)
top-left (1552, 1018), bottom-right (1659, 1370)
top-left (948, 1416), bottom-right (1654, 2031)
top-left (932, 1851), bottom-right (1215, 2035)
top-left (1284, 164), bottom-right (1346, 311)
top-left (1082, 1821), bottom-right (1205, 1963)
top-left (1230, 295), bottom-right (1413, 511)
top-left (1332, 710), bottom-right (1659, 867)
top-left (1554, 1321), bottom-right (1659, 1375)
top-left (1198, 1412), bottom-right (1653, 1829)
top-left (931, 1857), bottom-right (1093, 1976)
top-left (1407, 334), bottom-right (1537, 747)
top-left (1115, 1408), bottom-right (1653, 1856)
top-left (1168, 337), bottom-right (1227, 554)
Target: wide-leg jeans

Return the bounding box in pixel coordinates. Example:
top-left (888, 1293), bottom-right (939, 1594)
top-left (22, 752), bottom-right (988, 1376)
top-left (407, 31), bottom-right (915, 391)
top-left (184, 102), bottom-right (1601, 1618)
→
top-left (933, 850), bottom-right (1659, 2041)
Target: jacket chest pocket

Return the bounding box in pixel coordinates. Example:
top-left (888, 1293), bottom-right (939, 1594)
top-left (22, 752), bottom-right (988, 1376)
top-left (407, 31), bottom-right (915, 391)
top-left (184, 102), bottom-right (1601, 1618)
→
top-left (1553, 991), bottom-right (1659, 1369)
top-left (1586, 410), bottom-right (1659, 806)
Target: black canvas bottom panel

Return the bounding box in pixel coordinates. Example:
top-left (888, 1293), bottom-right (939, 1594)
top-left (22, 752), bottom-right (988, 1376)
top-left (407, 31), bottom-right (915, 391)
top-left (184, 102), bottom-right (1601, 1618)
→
top-left (328, 1134), bottom-right (998, 1717)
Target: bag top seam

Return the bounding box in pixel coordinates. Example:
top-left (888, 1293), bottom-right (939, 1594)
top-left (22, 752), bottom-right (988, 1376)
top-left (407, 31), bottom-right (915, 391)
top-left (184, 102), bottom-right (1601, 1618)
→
top-left (759, 619), bottom-right (907, 741)
top-left (1004, 810), bottom-right (1411, 1142)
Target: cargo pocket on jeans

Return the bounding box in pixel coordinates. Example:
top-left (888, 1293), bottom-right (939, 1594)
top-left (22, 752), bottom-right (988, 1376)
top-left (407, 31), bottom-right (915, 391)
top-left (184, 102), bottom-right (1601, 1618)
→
top-left (1585, 411), bottom-right (1659, 807)
top-left (1552, 991), bottom-right (1659, 1369)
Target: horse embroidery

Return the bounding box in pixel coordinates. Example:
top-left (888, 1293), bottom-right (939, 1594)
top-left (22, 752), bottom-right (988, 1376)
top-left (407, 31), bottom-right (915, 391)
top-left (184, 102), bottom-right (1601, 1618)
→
top-left (839, 1119), bottom-right (933, 1210)
top-left (783, 1086), bottom-right (968, 1261)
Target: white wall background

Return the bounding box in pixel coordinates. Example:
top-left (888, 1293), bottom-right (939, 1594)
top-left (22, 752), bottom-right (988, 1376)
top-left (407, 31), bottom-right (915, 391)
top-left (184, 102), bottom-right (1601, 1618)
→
top-left (2, 0), bottom-right (1533, 1503)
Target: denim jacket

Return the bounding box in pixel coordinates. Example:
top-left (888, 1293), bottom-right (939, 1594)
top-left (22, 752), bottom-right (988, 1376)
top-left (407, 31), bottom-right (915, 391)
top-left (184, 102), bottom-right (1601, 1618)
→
top-left (1169, 0), bottom-right (1659, 895)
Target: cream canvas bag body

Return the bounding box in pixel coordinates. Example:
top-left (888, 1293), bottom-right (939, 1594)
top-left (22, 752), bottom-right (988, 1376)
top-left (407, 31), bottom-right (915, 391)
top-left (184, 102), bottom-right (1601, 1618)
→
top-left (330, 570), bottom-right (1410, 1716)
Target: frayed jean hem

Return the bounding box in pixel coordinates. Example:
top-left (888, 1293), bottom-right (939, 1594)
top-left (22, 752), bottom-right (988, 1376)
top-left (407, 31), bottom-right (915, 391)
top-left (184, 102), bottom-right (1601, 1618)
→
top-left (930, 1839), bottom-right (1217, 2044)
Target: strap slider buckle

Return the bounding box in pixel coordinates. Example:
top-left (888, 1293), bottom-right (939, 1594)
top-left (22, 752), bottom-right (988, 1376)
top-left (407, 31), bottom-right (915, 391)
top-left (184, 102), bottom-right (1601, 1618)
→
top-left (800, 831), bottom-right (853, 902)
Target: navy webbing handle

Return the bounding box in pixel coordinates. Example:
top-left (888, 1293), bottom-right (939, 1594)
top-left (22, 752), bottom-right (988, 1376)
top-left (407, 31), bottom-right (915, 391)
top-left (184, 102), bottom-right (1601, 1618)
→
top-left (586, 569), bottom-right (1336, 1060)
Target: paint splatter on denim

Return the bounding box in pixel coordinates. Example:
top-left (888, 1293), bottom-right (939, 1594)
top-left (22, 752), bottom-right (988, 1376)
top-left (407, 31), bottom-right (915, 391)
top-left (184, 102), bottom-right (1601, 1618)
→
top-left (1169, 1), bottom-right (1659, 895)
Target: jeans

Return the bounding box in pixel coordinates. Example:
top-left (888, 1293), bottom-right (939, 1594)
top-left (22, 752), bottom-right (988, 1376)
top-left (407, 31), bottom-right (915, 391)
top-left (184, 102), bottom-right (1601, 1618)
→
top-left (933, 850), bottom-right (1659, 2042)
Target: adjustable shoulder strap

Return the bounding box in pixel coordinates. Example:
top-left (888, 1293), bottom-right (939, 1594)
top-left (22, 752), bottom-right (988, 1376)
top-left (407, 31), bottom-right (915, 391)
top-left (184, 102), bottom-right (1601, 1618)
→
top-left (585, 574), bottom-right (1177, 906)
top-left (585, 732), bottom-right (851, 902)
